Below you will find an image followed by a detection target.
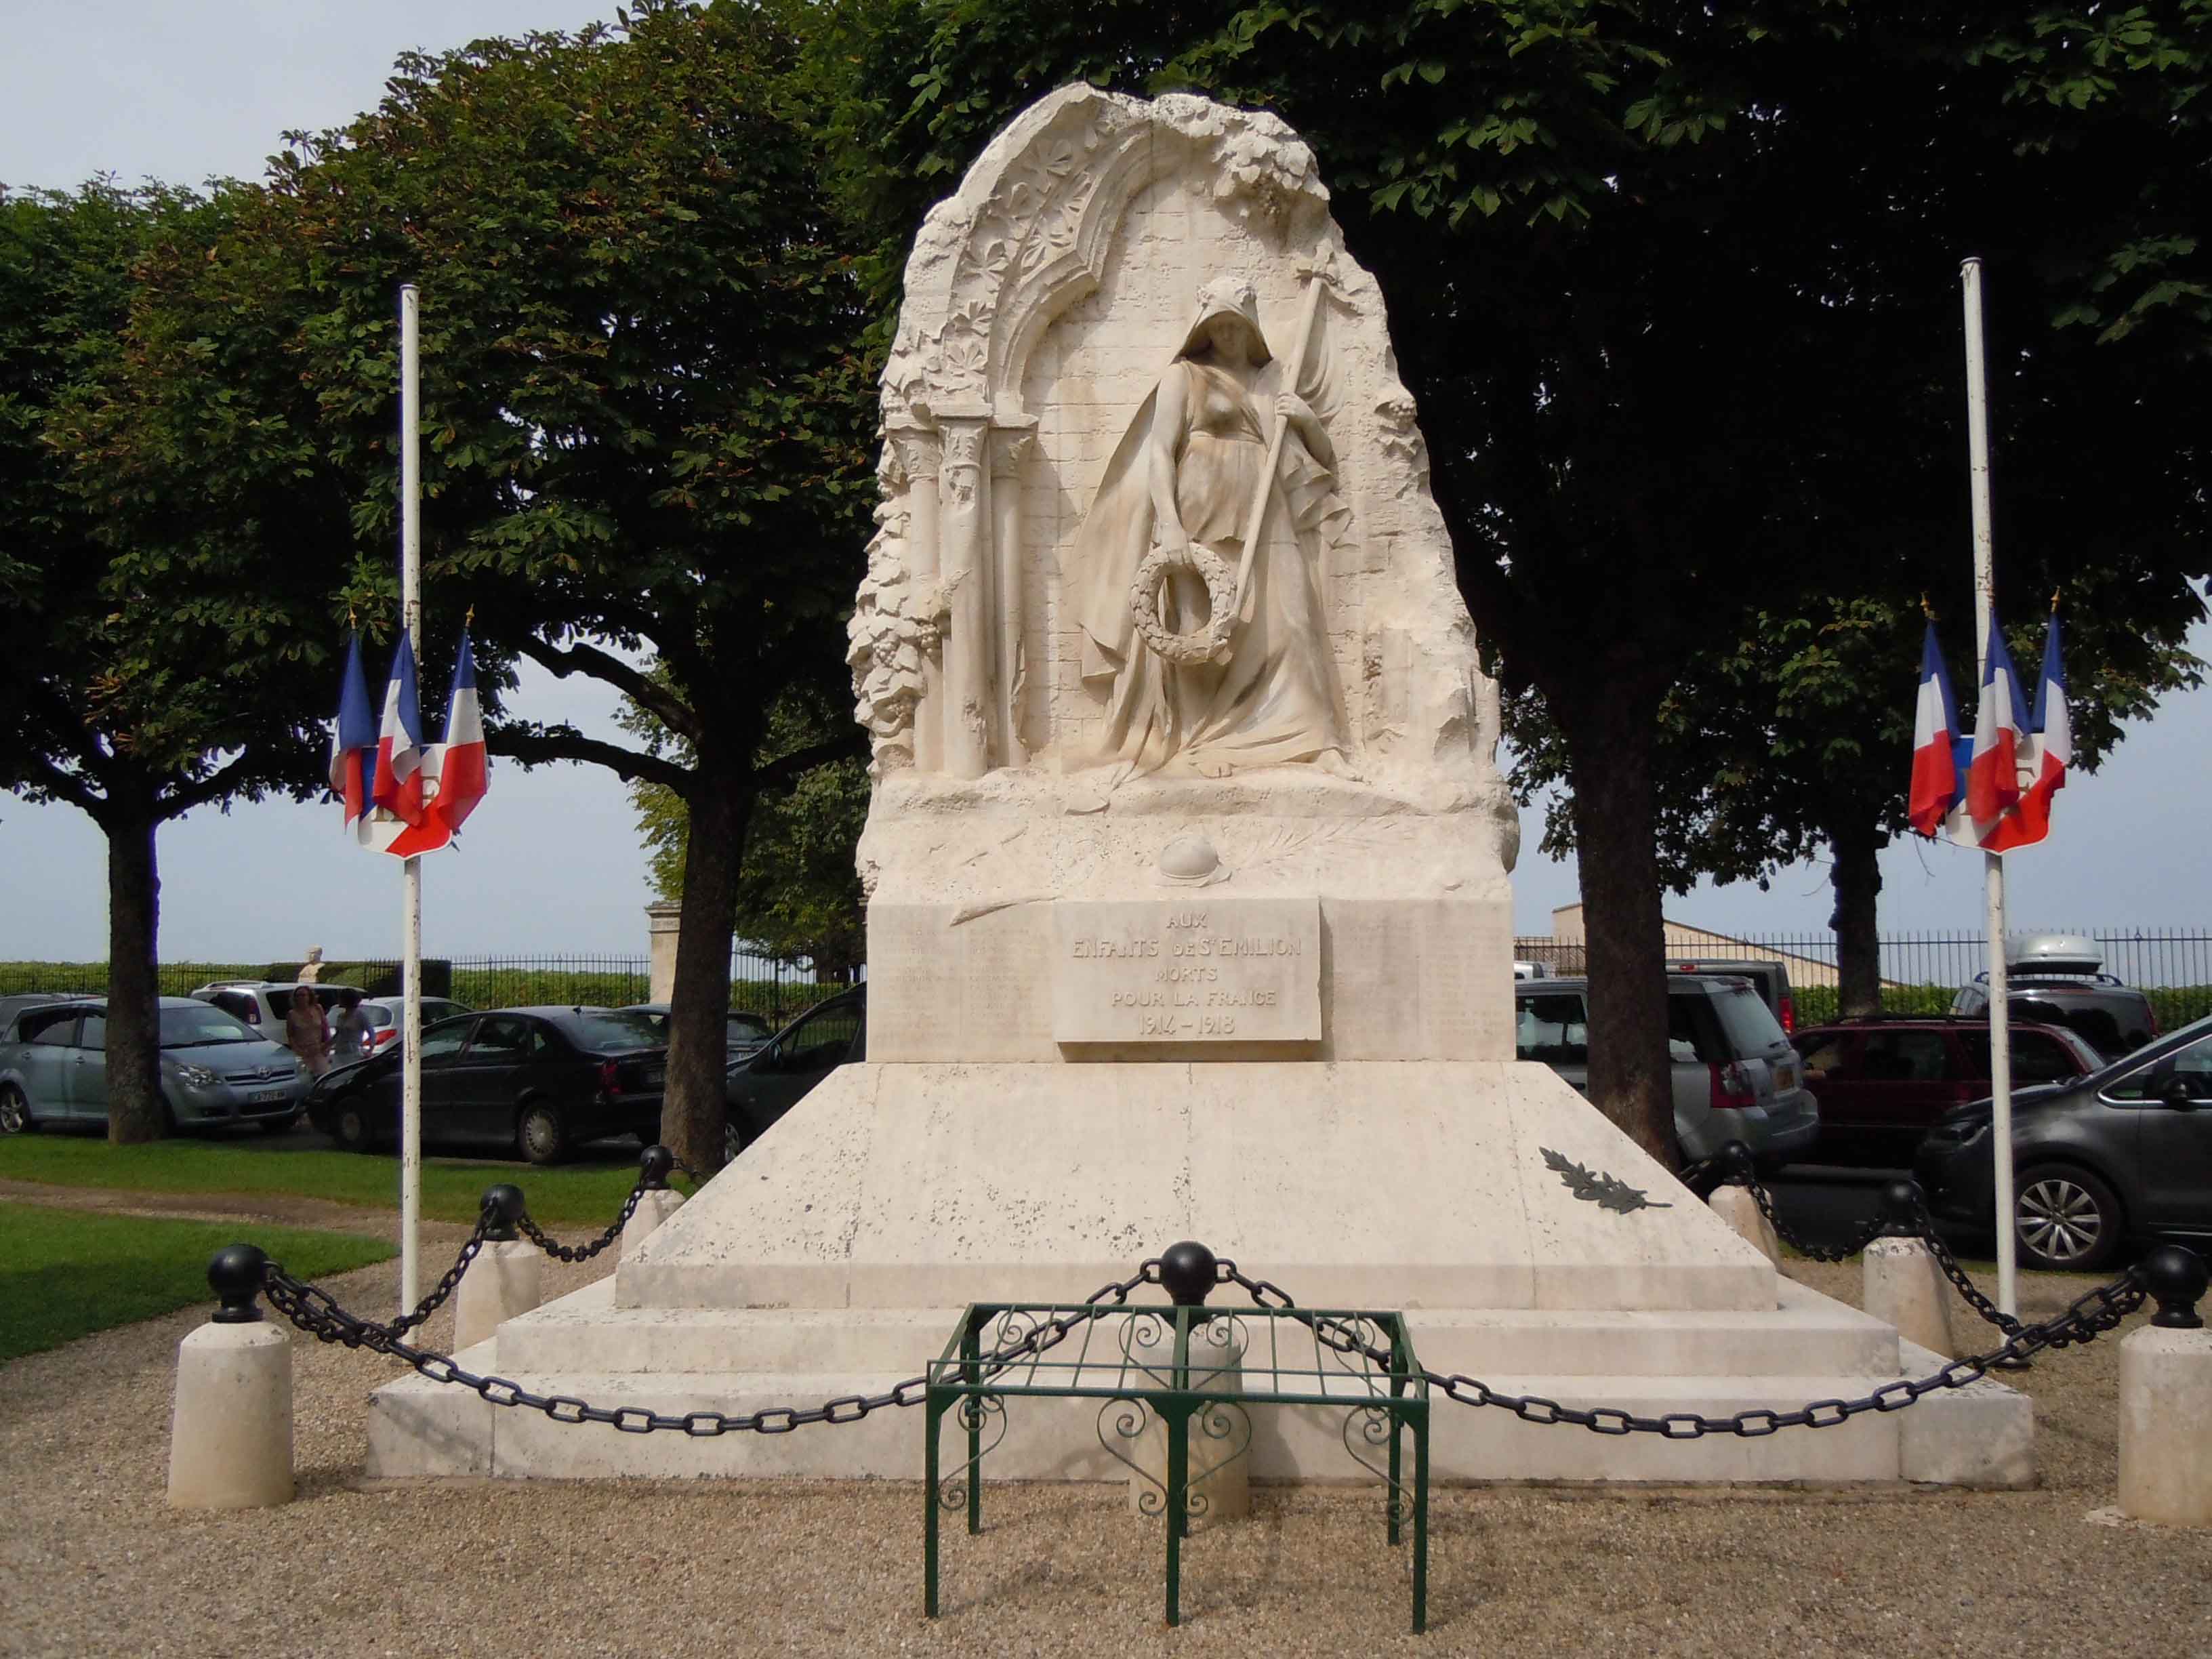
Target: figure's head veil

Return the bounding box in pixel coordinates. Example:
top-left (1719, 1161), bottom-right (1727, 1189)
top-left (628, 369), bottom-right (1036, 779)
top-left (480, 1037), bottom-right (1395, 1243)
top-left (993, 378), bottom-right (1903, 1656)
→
top-left (1176, 276), bottom-right (1271, 365)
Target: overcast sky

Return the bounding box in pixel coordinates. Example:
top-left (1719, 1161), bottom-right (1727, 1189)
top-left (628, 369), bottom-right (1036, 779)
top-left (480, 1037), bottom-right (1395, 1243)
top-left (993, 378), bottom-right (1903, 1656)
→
top-left (3, 3), bottom-right (2206, 965)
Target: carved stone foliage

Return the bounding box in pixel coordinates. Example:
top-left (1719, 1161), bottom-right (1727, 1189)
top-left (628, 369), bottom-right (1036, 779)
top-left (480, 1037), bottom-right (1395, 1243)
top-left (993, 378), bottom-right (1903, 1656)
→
top-left (848, 437), bottom-right (939, 762)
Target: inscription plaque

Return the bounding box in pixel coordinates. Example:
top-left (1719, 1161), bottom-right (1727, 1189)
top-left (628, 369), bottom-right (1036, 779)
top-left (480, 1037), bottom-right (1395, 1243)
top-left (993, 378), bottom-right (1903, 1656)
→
top-left (1052, 898), bottom-right (1322, 1044)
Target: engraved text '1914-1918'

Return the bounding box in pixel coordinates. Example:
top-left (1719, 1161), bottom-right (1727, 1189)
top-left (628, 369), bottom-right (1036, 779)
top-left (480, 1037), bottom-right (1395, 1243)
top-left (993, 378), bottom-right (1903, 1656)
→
top-left (1052, 898), bottom-right (1322, 1044)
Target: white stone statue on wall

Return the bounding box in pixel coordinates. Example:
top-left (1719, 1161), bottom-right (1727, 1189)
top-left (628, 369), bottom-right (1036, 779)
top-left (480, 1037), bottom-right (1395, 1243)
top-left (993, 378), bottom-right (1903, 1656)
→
top-left (1065, 275), bottom-right (1353, 777)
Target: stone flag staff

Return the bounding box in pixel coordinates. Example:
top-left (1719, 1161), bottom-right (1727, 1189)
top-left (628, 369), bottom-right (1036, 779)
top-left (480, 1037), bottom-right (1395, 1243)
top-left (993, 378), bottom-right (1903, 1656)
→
top-left (1067, 274), bottom-right (1352, 777)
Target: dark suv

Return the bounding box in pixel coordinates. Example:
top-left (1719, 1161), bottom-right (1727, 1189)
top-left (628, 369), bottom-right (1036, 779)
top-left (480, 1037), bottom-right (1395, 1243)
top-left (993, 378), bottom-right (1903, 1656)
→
top-left (1795, 1017), bottom-right (2102, 1167)
top-left (1949, 935), bottom-right (2157, 1061)
top-left (1916, 1013), bottom-right (2212, 1271)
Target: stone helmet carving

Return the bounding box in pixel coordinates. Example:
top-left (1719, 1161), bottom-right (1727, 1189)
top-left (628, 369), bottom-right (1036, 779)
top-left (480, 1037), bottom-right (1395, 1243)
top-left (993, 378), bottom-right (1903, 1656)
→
top-left (1176, 276), bottom-right (1273, 366)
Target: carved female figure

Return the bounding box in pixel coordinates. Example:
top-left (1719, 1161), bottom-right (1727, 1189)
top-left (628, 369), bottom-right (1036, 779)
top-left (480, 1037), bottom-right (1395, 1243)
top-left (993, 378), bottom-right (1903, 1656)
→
top-left (1065, 278), bottom-right (1350, 776)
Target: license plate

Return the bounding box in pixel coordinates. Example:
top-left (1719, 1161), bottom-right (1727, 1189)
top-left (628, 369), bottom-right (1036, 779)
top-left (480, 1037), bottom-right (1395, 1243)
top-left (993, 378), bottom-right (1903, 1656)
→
top-left (642, 1067), bottom-right (665, 1088)
top-left (248, 1089), bottom-right (288, 1105)
top-left (1773, 1065), bottom-right (1797, 1092)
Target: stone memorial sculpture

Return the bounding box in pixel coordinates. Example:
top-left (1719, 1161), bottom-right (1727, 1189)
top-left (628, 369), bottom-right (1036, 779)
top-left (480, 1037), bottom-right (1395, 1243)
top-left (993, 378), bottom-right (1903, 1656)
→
top-left (1067, 274), bottom-right (1351, 777)
top-left (372, 85), bottom-right (2032, 1494)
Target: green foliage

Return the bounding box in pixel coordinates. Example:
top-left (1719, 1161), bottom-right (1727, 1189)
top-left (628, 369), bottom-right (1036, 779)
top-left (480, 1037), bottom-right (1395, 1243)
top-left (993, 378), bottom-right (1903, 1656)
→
top-left (628, 684), bottom-right (869, 972)
top-left (0, 1203), bottom-right (391, 1362)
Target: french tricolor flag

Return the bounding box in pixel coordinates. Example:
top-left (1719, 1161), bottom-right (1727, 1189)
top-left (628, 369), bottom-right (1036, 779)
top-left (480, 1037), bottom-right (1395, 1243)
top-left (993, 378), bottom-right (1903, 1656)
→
top-left (1962, 626), bottom-right (2028, 830)
top-left (1983, 613), bottom-right (2069, 853)
top-left (1906, 623), bottom-right (1962, 838)
top-left (327, 633), bottom-right (378, 832)
top-left (372, 629), bottom-right (428, 829)
top-left (432, 629), bottom-right (488, 838)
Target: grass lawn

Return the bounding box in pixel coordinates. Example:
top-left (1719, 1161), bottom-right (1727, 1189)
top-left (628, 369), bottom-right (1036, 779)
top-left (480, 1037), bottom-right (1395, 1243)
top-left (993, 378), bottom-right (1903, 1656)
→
top-left (0, 1134), bottom-right (673, 1226)
top-left (1, 1203), bottom-right (394, 1363)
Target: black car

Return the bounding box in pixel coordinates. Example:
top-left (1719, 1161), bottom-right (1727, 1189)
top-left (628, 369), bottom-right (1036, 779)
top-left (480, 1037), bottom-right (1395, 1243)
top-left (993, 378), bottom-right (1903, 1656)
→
top-left (618, 1003), bottom-right (772, 1059)
top-left (724, 987), bottom-right (865, 1159)
top-left (308, 1006), bottom-right (668, 1164)
top-left (1916, 1012), bottom-right (2212, 1271)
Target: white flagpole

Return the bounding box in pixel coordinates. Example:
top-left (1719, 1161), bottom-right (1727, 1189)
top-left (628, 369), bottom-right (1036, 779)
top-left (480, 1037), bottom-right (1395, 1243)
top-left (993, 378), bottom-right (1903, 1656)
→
top-left (398, 283), bottom-right (424, 1317)
top-left (1961, 257), bottom-right (2018, 1321)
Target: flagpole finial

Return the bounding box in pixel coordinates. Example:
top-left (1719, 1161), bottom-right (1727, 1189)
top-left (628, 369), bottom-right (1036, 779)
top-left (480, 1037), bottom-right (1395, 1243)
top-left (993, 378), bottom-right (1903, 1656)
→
top-left (2050, 588), bottom-right (2061, 613)
top-left (465, 605), bottom-right (475, 630)
top-left (1921, 592), bottom-right (1934, 620)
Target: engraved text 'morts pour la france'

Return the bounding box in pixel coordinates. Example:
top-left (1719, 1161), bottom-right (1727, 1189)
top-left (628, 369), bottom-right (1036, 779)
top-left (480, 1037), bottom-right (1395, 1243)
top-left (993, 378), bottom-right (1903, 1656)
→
top-left (1052, 898), bottom-right (1322, 1045)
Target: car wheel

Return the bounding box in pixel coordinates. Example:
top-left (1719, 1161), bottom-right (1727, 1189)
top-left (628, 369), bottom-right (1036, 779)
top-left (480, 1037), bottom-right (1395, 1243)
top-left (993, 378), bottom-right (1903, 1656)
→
top-left (724, 1118), bottom-right (753, 1164)
top-left (333, 1098), bottom-right (376, 1153)
top-left (0, 1084), bottom-right (32, 1135)
top-left (2013, 1164), bottom-right (2123, 1273)
top-left (517, 1101), bottom-right (569, 1166)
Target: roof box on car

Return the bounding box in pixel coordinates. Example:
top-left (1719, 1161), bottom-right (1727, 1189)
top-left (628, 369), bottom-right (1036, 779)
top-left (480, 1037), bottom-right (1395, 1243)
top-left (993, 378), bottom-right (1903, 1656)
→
top-left (2005, 933), bottom-right (2103, 975)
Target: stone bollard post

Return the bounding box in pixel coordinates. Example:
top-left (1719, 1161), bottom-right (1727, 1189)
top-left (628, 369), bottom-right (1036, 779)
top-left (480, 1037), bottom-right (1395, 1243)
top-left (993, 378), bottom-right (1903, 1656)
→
top-left (452, 1184), bottom-right (542, 1353)
top-left (622, 1145), bottom-right (685, 1265)
top-left (1708, 1184), bottom-right (1780, 1266)
top-left (167, 1246), bottom-right (293, 1509)
top-left (1122, 1242), bottom-right (1250, 1527)
top-left (1861, 1180), bottom-right (1952, 1359)
top-left (2119, 1244), bottom-right (2212, 1525)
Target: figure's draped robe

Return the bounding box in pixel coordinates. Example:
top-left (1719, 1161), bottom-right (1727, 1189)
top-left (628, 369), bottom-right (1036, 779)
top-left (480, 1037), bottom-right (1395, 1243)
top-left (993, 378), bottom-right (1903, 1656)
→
top-left (1066, 359), bottom-right (1351, 773)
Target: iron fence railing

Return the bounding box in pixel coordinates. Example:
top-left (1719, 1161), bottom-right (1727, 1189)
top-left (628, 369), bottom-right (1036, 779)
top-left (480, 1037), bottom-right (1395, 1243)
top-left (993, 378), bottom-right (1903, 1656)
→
top-left (1, 952), bottom-right (846, 1029)
top-left (1513, 929), bottom-right (2212, 1029)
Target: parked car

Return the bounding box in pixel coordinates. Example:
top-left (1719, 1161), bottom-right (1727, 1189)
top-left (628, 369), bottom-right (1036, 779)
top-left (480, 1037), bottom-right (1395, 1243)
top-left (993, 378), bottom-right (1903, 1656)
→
top-left (1916, 1013), bottom-right (2212, 1271)
top-left (1795, 1016), bottom-right (2102, 1166)
top-left (348, 996), bottom-right (475, 1061)
top-left (1662, 956), bottom-right (1797, 1036)
top-left (0, 997), bottom-right (308, 1135)
top-left (724, 987), bottom-right (865, 1159)
top-left (618, 1003), bottom-right (773, 1059)
top-left (306, 1006), bottom-right (667, 1164)
top-left (190, 981), bottom-right (364, 1050)
top-left (1948, 934), bottom-right (2158, 1060)
top-left (1513, 975), bottom-right (1818, 1170)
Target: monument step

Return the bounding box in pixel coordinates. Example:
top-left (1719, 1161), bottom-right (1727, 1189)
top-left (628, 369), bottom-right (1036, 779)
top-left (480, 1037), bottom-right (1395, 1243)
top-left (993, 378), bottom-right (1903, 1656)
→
top-left (367, 1357), bottom-right (2026, 1486)
top-left (491, 1275), bottom-right (1899, 1380)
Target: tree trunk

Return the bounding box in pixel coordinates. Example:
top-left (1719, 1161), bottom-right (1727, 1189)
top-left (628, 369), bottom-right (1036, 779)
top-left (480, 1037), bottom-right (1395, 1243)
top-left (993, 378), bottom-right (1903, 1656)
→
top-left (104, 805), bottom-right (165, 1144)
top-left (1561, 684), bottom-right (1676, 1164)
top-left (661, 771), bottom-right (752, 1176)
top-left (1828, 820), bottom-right (1885, 1020)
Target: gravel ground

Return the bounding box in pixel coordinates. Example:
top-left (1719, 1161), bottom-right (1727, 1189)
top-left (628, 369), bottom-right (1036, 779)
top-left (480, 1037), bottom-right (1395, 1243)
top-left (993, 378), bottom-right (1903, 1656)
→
top-left (3, 1222), bottom-right (2209, 1659)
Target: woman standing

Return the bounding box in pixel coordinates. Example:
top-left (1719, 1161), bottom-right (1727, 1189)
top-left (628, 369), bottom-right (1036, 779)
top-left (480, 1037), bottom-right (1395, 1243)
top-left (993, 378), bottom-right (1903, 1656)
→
top-left (1065, 275), bottom-right (1351, 776)
top-left (285, 985), bottom-right (332, 1078)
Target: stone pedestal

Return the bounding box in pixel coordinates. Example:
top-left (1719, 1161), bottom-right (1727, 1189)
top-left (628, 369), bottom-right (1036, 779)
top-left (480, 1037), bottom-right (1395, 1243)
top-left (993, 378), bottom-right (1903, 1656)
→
top-left (1862, 1237), bottom-right (1953, 1360)
top-left (646, 902), bottom-right (682, 1004)
top-left (1708, 1185), bottom-right (1780, 1267)
top-left (453, 1240), bottom-right (542, 1353)
top-left (1122, 1319), bottom-right (1251, 1525)
top-left (167, 1320), bottom-right (292, 1509)
top-left (2119, 1325), bottom-right (2212, 1525)
top-left (623, 1189), bottom-right (686, 1265)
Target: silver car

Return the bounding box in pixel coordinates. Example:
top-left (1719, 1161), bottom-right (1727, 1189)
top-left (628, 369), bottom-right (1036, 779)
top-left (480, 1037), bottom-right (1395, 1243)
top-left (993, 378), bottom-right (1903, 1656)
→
top-left (0, 997), bottom-right (309, 1134)
top-left (1514, 974), bottom-right (1820, 1170)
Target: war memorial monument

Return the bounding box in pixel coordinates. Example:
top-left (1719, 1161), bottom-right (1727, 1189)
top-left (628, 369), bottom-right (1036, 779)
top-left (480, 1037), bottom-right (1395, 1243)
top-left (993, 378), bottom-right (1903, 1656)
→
top-left (367, 85), bottom-right (2030, 1488)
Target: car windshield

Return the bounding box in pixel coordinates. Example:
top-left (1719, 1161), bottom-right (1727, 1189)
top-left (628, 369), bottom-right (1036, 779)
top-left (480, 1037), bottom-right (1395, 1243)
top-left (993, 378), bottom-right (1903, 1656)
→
top-left (1708, 983), bottom-right (1787, 1056)
top-left (562, 1011), bottom-right (665, 1052)
top-left (2083, 1012), bottom-right (2212, 1087)
top-left (159, 1005), bottom-right (264, 1048)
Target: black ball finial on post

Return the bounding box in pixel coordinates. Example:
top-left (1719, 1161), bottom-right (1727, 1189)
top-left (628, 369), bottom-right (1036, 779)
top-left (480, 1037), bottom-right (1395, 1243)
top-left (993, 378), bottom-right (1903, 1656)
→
top-left (1158, 1241), bottom-right (1218, 1308)
top-left (1721, 1141), bottom-right (1755, 1186)
top-left (480, 1183), bottom-right (526, 1243)
top-left (639, 1144), bottom-right (674, 1191)
top-left (2140, 1243), bottom-right (2209, 1330)
top-left (209, 1244), bottom-right (268, 1324)
top-left (1879, 1178), bottom-right (1926, 1239)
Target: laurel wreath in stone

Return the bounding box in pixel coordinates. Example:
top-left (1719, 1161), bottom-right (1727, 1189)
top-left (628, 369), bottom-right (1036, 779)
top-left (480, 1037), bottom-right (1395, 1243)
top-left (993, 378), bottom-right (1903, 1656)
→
top-left (1130, 540), bottom-right (1237, 665)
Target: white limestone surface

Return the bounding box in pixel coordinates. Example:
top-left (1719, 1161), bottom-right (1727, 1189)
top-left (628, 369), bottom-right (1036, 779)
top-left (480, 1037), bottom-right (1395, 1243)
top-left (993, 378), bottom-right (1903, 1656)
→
top-left (167, 1319), bottom-right (293, 1509)
top-left (2118, 1324), bottom-right (2212, 1524)
top-left (615, 1061), bottom-right (1771, 1314)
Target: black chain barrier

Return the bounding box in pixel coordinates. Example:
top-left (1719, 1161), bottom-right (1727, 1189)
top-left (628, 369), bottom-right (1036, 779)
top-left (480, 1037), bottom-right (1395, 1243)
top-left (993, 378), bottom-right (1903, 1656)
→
top-left (1692, 1148), bottom-right (2026, 1334)
top-left (1216, 1256), bottom-right (2145, 1439)
top-left (226, 1142), bottom-right (2206, 1448)
top-left (257, 1252), bottom-right (1164, 1437)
